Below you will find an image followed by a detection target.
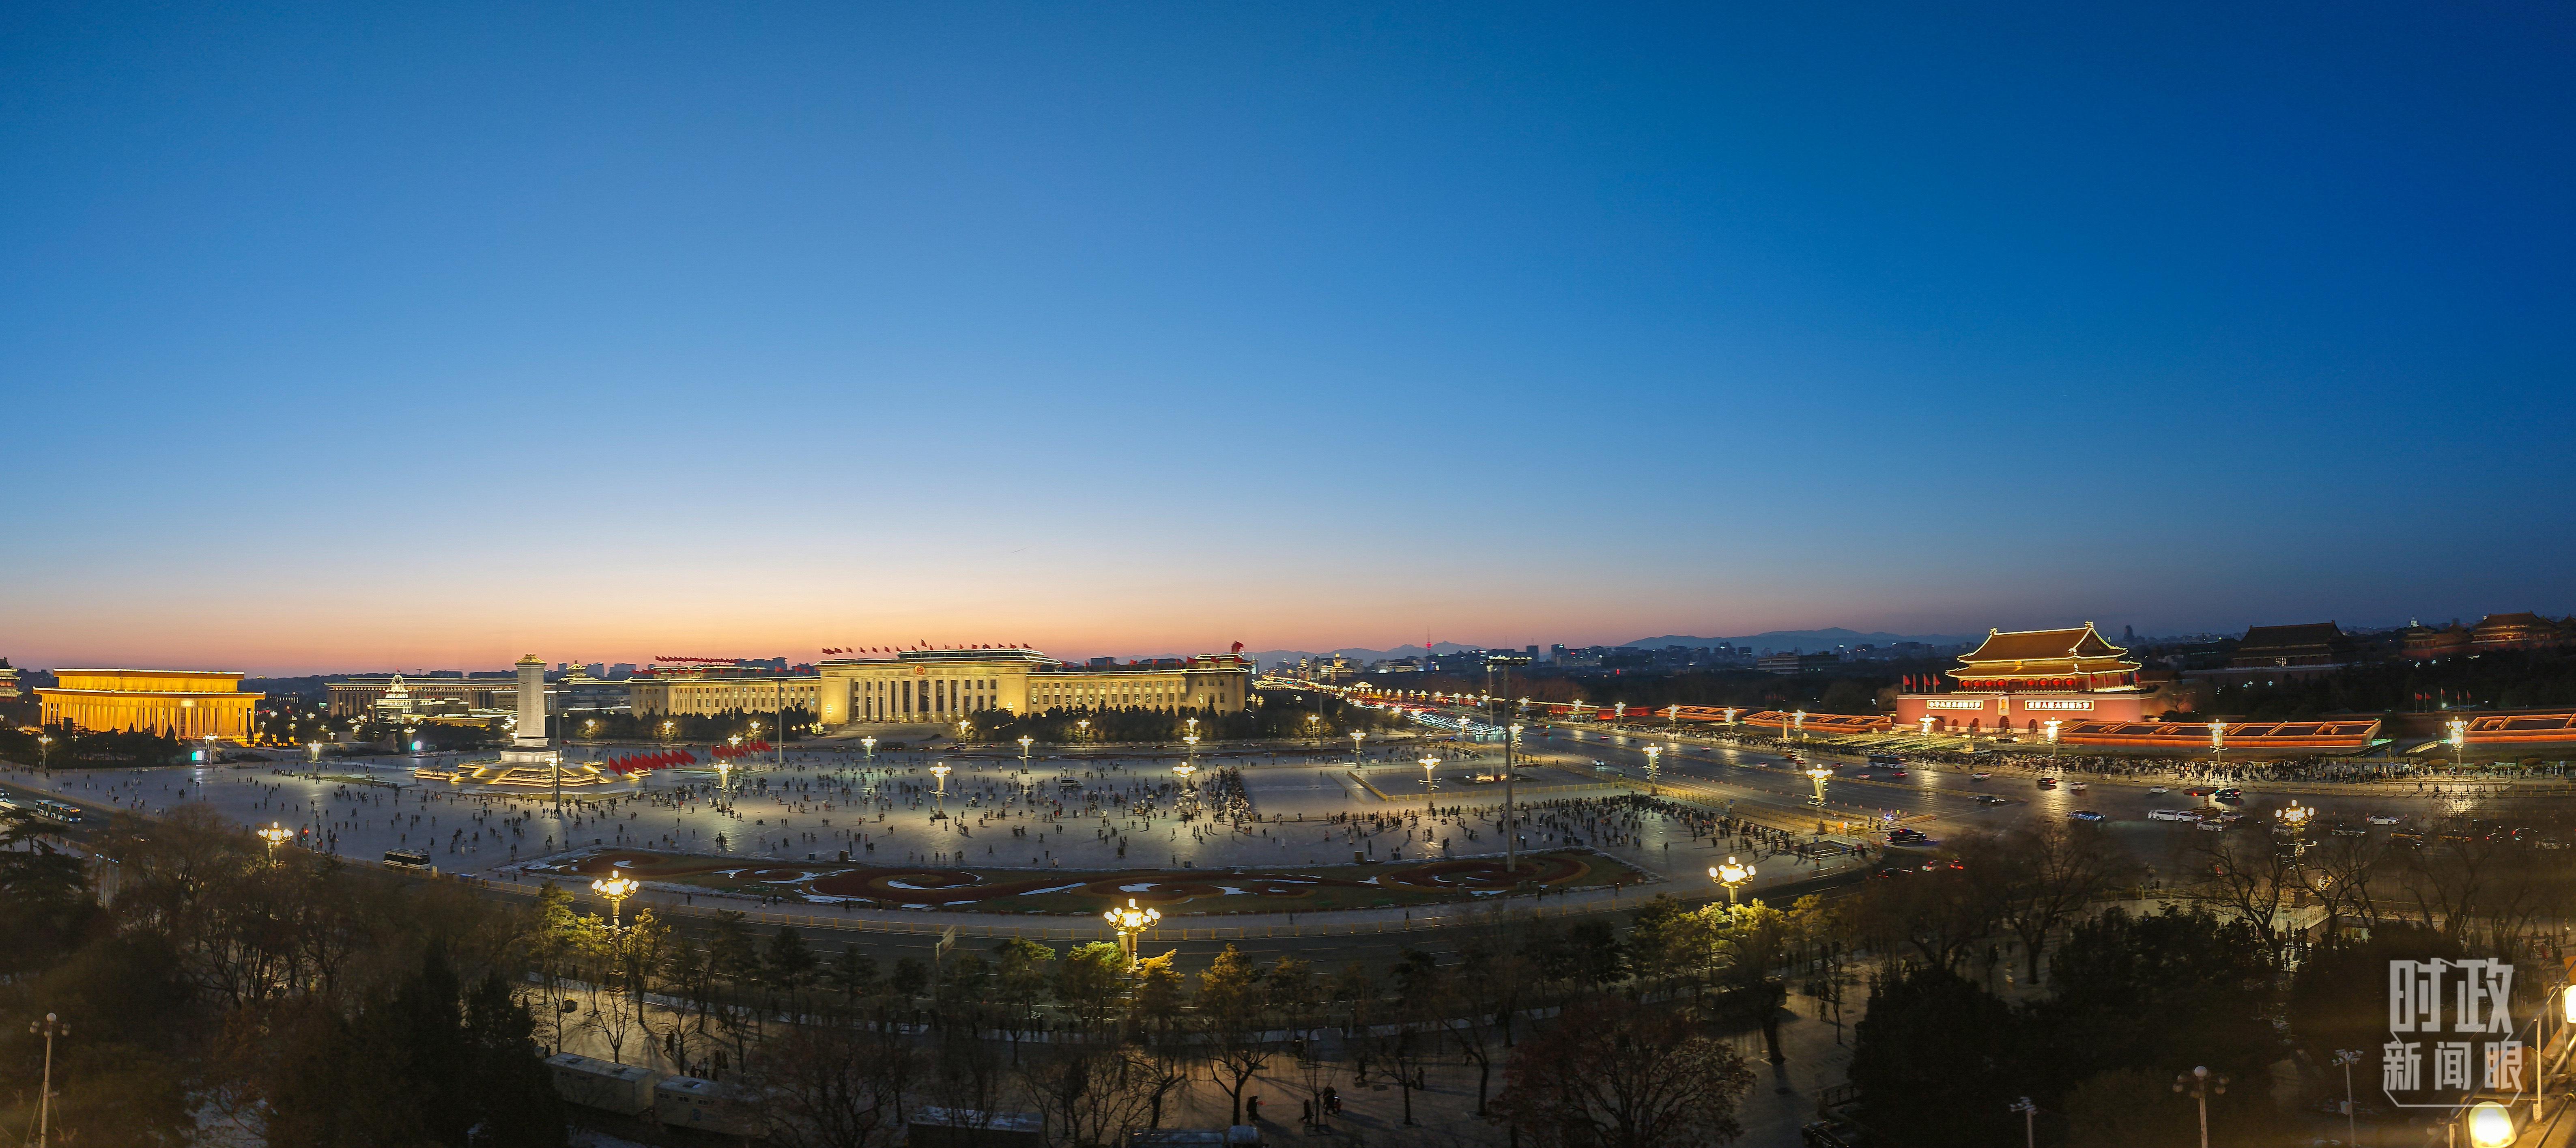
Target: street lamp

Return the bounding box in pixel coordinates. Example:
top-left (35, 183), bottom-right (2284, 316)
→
top-left (957, 719), bottom-right (972, 744)
top-left (1791, 709), bottom-right (1806, 745)
top-left (1643, 745), bottom-right (1662, 791)
top-left (1103, 897), bottom-right (1161, 969)
top-left (1172, 762), bottom-right (1197, 793)
top-left (2008, 1098), bottom-right (2036, 1148)
top-left (1420, 756), bottom-right (1439, 812)
top-left (2329, 1050), bottom-right (2363, 1148)
top-left (931, 762), bottom-right (951, 819)
top-left (1710, 856), bottom-right (1754, 905)
top-left (2448, 717), bottom-right (2470, 767)
top-left (591, 874), bottom-right (639, 928)
top-left (2043, 719), bottom-right (2061, 757)
top-left (1018, 734), bottom-right (1033, 774)
top-left (714, 759), bottom-right (733, 805)
top-left (2171, 1066), bottom-right (2226, 1148)
top-left (1349, 730), bottom-right (1364, 768)
top-left (38, 733), bottom-right (51, 770)
top-left (2210, 722), bottom-right (2227, 775)
top-left (28, 1012), bottom-right (64, 1148)
top-left (2467, 1101), bottom-right (2515, 1148)
top-left (660, 720), bottom-right (674, 744)
top-left (258, 821), bottom-right (292, 863)
top-left (1804, 763), bottom-right (1832, 807)
top-left (1918, 715), bottom-right (1933, 738)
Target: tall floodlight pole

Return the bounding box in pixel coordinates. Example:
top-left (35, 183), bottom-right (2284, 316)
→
top-left (1506, 724), bottom-right (1522, 877)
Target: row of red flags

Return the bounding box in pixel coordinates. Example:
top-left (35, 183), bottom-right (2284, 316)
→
top-left (600, 749), bottom-right (697, 774)
top-left (820, 643), bottom-right (1032, 655)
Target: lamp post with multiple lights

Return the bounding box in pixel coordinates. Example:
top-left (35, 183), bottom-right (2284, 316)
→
top-left (1420, 756), bottom-right (1439, 812)
top-left (1710, 855), bottom-right (1754, 905)
top-left (2171, 1066), bottom-right (2226, 1148)
top-left (258, 821), bottom-right (292, 863)
top-left (1643, 744), bottom-right (1662, 793)
top-left (591, 874), bottom-right (639, 929)
top-left (1805, 763), bottom-right (1832, 807)
top-left (1349, 730), bottom-right (1365, 769)
top-left (28, 1012), bottom-right (65, 1148)
top-left (1103, 898), bottom-right (1160, 970)
top-left (931, 762), bottom-right (951, 820)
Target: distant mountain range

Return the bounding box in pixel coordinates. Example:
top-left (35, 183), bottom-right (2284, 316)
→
top-left (1621, 628), bottom-right (1984, 652)
top-left (1246, 630), bottom-right (1981, 668)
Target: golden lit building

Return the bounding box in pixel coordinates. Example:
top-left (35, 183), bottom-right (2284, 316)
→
top-left (816, 647), bottom-right (1255, 726)
top-left (37, 670), bottom-right (264, 741)
top-left (628, 671), bottom-right (821, 719)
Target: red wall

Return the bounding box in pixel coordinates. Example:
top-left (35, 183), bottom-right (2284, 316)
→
top-left (1893, 692), bottom-right (2155, 734)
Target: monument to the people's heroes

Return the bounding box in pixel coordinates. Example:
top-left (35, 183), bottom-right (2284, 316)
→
top-left (499, 654), bottom-right (559, 772)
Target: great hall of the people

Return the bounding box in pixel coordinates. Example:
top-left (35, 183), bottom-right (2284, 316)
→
top-left (319, 646), bottom-right (1258, 727)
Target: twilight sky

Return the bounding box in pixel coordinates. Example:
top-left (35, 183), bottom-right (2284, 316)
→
top-left (4, 3), bottom-right (2571, 674)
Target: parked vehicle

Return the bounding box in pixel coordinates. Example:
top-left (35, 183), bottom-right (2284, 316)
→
top-left (2071, 810), bottom-right (2107, 822)
top-left (2148, 808), bottom-right (2196, 822)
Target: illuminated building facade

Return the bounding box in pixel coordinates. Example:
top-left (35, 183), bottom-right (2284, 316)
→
top-left (1892, 624), bottom-right (2179, 734)
top-left (628, 671), bottom-right (821, 718)
top-left (816, 647), bottom-right (1255, 726)
top-left (36, 669), bottom-right (264, 741)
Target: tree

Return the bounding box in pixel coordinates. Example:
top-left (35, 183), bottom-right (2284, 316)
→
top-left (1051, 942), bottom-right (1127, 1033)
top-left (753, 1021), bottom-right (914, 1148)
top-left (993, 937), bottom-right (1058, 1058)
top-left (1194, 945), bottom-right (1275, 1126)
top-left (1017, 1043), bottom-right (1160, 1148)
top-left (768, 926), bottom-right (820, 1010)
top-left (1967, 821), bottom-right (2140, 981)
top-left (2037, 907), bottom-right (2277, 1092)
top-left (826, 946), bottom-right (880, 1008)
top-left (1488, 994), bottom-right (1754, 1148)
top-left (1847, 965), bottom-right (2023, 1148)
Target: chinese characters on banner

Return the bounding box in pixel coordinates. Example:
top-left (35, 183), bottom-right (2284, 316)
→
top-left (2384, 958), bottom-right (2523, 1107)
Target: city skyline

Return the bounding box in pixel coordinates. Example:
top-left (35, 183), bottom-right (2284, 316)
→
top-left (6, 4), bottom-right (2570, 674)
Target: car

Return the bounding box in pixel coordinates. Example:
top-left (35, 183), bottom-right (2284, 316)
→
top-left (2146, 786), bottom-right (2170, 794)
top-left (2196, 819), bottom-right (2229, 831)
top-left (2184, 786), bottom-right (2215, 797)
top-left (1884, 769), bottom-right (1909, 779)
top-left (2068, 782), bottom-right (2088, 791)
top-left (1971, 771), bottom-right (1991, 780)
top-left (2071, 810), bottom-right (2107, 822)
top-left (1886, 829), bottom-right (1929, 844)
top-left (2148, 808), bottom-right (2195, 822)
top-left (1976, 794), bottom-right (2008, 805)
top-left (2367, 813), bottom-right (2402, 825)
top-left (2037, 777), bottom-right (2058, 788)
top-left (2214, 788), bottom-right (2244, 799)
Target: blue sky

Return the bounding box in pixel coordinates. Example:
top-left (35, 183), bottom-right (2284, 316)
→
top-left (3, 3), bottom-right (2570, 672)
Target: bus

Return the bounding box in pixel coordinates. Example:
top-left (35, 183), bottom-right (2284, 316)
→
top-left (382, 849), bottom-right (432, 872)
top-left (1866, 752), bottom-right (1905, 767)
top-left (29, 799), bottom-right (83, 824)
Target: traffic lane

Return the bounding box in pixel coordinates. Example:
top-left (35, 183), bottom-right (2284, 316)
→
top-left (645, 865), bottom-right (1882, 974)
